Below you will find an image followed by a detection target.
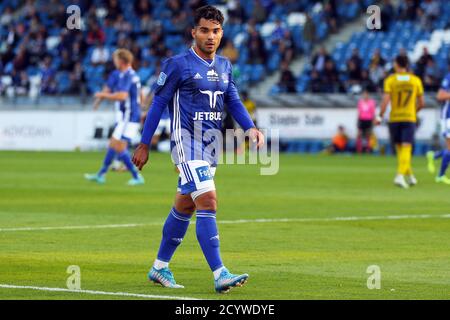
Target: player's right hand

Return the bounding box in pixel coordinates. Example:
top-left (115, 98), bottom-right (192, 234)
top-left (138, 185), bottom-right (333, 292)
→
top-left (132, 143), bottom-right (149, 170)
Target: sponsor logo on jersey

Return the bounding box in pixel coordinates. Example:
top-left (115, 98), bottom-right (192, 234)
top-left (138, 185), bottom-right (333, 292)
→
top-left (194, 73), bottom-right (203, 79)
top-left (207, 69), bottom-right (219, 82)
top-left (221, 73), bottom-right (229, 84)
top-left (199, 90), bottom-right (224, 109)
top-left (193, 111), bottom-right (222, 121)
top-left (157, 72), bottom-right (167, 85)
top-left (196, 166), bottom-right (213, 182)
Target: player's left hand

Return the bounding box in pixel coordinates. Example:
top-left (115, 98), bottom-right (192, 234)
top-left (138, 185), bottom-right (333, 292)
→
top-left (249, 128), bottom-right (265, 149)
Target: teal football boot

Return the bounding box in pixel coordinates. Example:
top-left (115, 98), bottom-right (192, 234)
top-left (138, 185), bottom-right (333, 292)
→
top-left (214, 268), bottom-right (249, 293)
top-left (127, 174), bottom-right (145, 186)
top-left (84, 173), bottom-right (105, 184)
top-left (148, 267), bottom-right (184, 289)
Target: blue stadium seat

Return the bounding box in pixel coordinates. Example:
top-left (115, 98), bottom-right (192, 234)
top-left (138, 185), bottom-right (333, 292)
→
top-left (56, 71), bottom-right (71, 93)
top-left (269, 85), bottom-right (282, 96)
top-left (137, 66), bottom-right (154, 83)
top-left (267, 53), bottom-right (281, 73)
top-left (250, 64), bottom-right (265, 82)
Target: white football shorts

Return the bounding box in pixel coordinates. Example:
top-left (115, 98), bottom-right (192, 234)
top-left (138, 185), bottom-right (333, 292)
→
top-left (112, 121), bottom-right (141, 142)
top-left (176, 160), bottom-right (217, 200)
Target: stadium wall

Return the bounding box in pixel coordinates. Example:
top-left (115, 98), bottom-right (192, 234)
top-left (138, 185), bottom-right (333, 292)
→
top-left (0, 108), bottom-right (441, 151)
top-left (257, 108), bottom-right (440, 140)
top-left (0, 110), bottom-right (117, 151)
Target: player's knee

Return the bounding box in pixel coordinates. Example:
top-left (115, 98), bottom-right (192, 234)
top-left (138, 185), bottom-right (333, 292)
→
top-left (110, 138), bottom-right (126, 152)
top-left (196, 194), bottom-right (217, 211)
top-left (110, 139), bottom-right (119, 151)
top-left (175, 200), bottom-right (196, 215)
top-left (109, 139), bottom-right (116, 149)
top-left (178, 204), bottom-right (196, 215)
top-left (117, 142), bottom-right (127, 152)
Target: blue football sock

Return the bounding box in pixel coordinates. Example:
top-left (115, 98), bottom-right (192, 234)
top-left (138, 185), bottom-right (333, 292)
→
top-left (118, 149), bottom-right (139, 179)
top-left (434, 150), bottom-right (443, 160)
top-left (156, 208), bottom-right (192, 263)
top-left (439, 150), bottom-right (450, 177)
top-left (98, 147), bottom-right (116, 176)
top-left (196, 210), bottom-right (223, 272)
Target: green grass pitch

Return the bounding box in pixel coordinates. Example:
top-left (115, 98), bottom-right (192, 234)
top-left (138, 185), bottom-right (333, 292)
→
top-left (0, 151), bottom-right (449, 299)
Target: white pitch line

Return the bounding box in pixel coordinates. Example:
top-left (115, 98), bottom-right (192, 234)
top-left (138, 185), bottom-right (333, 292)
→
top-left (0, 223), bottom-right (155, 232)
top-left (0, 284), bottom-right (201, 300)
top-left (0, 214), bottom-right (449, 232)
top-left (218, 214), bottom-right (450, 224)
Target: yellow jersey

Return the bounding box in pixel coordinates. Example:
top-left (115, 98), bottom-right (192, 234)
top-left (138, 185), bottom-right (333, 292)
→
top-left (243, 99), bottom-right (257, 121)
top-left (383, 72), bottom-right (424, 123)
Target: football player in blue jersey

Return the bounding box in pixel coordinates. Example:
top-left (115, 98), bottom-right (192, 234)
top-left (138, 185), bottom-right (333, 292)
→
top-left (94, 69), bottom-right (126, 172)
top-left (133, 6), bottom-right (264, 293)
top-left (85, 49), bottom-right (145, 186)
top-left (427, 68), bottom-right (450, 184)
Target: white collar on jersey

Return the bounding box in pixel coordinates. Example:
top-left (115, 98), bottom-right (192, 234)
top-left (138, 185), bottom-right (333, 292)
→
top-left (190, 47), bottom-right (215, 68)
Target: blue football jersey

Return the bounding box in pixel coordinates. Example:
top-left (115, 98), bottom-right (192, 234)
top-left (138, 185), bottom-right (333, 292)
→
top-left (106, 70), bottom-right (120, 91)
top-left (109, 68), bottom-right (141, 123)
top-left (153, 48), bottom-right (241, 165)
top-left (440, 73), bottom-right (450, 120)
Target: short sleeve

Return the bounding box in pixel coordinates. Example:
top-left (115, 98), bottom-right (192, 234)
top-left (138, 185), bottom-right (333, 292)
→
top-left (383, 76), bottom-right (392, 93)
top-left (106, 71), bottom-right (117, 90)
top-left (153, 57), bottom-right (182, 102)
top-left (440, 75), bottom-right (450, 91)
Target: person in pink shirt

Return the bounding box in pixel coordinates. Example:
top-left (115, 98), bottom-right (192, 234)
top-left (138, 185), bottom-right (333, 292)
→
top-left (356, 89), bottom-right (376, 153)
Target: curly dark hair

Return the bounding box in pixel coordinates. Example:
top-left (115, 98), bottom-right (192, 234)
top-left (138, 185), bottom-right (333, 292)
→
top-left (395, 55), bottom-right (409, 69)
top-left (194, 5), bottom-right (224, 26)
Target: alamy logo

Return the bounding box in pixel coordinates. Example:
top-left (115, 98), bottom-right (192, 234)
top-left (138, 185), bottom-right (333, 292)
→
top-left (66, 5), bottom-right (81, 30)
top-left (366, 265), bottom-right (381, 289)
top-left (66, 265), bottom-right (81, 290)
top-left (366, 5), bottom-right (381, 30)
top-left (199, 90), bottom-right (224, 109)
